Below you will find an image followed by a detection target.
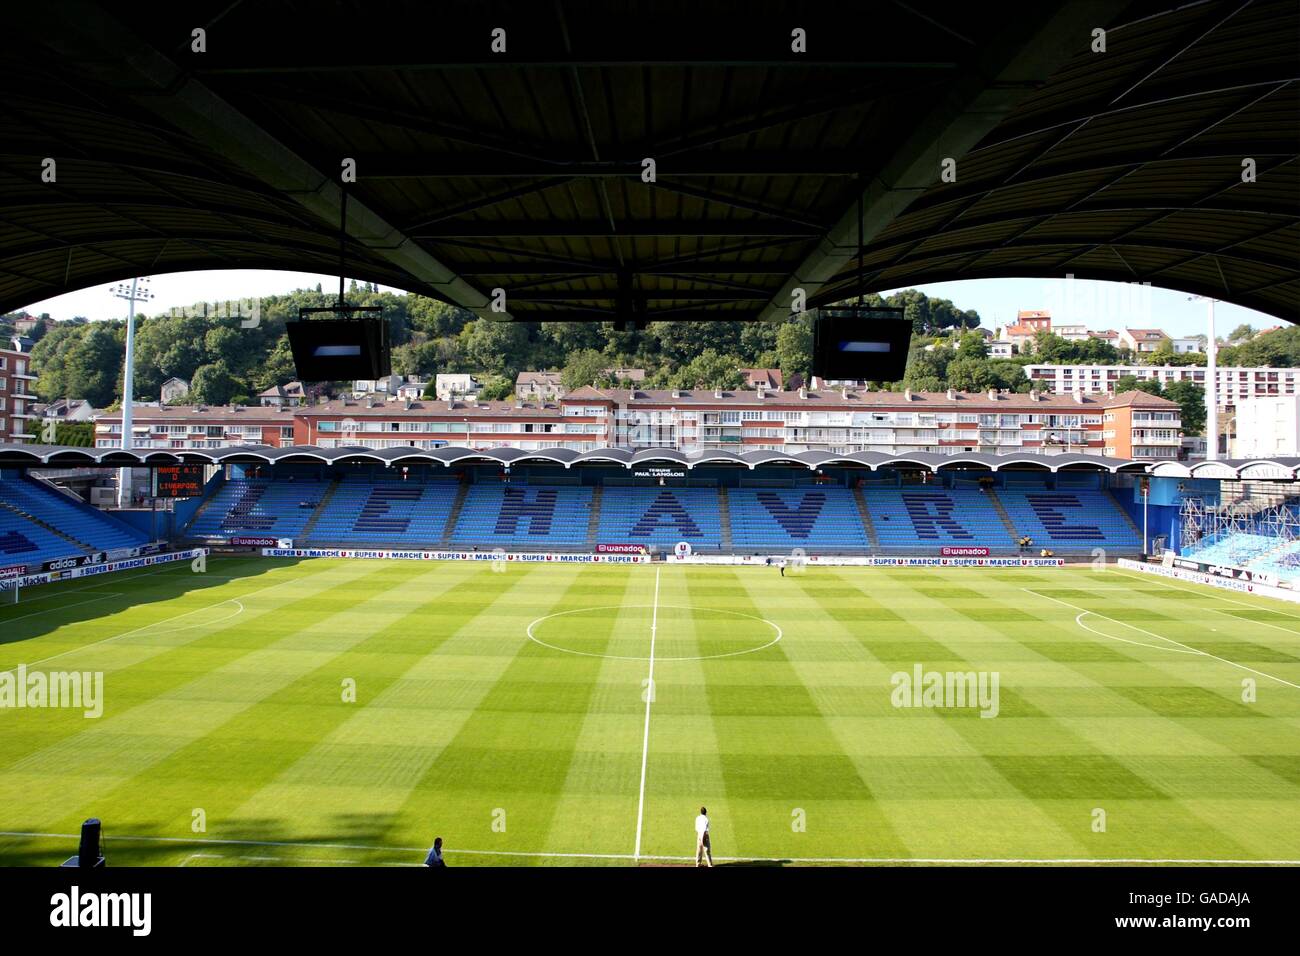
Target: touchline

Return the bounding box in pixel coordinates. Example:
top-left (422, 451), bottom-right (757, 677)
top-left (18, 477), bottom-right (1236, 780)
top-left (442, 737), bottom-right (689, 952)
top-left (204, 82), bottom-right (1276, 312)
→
top-left (50, 887), bottom-right (151, 936)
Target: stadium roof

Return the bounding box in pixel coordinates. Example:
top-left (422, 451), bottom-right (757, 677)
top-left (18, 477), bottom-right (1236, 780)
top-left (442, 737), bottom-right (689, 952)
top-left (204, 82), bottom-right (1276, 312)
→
top-left (3, 0), bottom-right (1297, 322)
top-left (0, 443), bottom-right (1150, 473)
top-left (1148, 457), bottom-right (1300, 479)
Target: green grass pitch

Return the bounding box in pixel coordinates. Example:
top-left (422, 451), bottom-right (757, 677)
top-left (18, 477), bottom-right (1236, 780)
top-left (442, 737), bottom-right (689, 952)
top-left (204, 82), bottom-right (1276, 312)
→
top-left (1, 556), bottom-right (1297, 867)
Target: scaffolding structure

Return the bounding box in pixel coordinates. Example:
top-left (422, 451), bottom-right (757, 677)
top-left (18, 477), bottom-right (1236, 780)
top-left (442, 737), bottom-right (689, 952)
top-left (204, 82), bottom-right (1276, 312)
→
top-left (1180, 494), bottom-right (1300, 552)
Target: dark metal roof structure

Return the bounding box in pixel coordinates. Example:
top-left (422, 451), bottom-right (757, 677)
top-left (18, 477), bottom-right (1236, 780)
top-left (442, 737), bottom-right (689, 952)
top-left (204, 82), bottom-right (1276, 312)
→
top-left (2, 1), bottom-right (1297, 321)
top-left (0, 443), bottom-right (1150, 473)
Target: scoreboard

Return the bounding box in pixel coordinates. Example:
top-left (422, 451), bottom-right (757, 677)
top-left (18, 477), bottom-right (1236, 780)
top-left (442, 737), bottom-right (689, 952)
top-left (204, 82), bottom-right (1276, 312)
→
top-left (152, 464), bottom-right (206, 498)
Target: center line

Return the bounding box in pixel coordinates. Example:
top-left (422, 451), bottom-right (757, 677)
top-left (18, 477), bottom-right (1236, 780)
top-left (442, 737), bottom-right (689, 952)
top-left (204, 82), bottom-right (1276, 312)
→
top-left (633, 566), bottom-right (660, 863)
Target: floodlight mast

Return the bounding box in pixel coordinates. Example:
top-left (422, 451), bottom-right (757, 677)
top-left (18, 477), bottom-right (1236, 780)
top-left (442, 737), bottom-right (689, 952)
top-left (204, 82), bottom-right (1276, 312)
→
top-left (1188, 295), bottom-right (1218, 460)
top-left (110, 277), bottom-right (153, 507)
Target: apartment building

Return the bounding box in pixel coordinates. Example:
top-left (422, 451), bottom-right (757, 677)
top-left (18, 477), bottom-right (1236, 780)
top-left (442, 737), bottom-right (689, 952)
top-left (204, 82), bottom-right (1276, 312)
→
top-left (86, 388), bottom-right (1181, 459)
top-left (1101, 391), bottom-right (1183, 460)
top-left (1231, 396), bottom-right (1300, 458)
top-left (1024, 364), bottom-right (1300, 408)
top-left (94, 404), bottom-right (298, 449)
top-left (560, 385), bottom-right (1147, 457)
top-left (0, 347), bottom-right (38, 443)
top-left (296, 397), bottom-right (589, 451)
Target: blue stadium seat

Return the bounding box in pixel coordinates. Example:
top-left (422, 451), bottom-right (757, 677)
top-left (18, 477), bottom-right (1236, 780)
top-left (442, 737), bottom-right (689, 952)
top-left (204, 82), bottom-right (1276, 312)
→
top-left (867, 486), bottom-right (1014, 551)
top-left (0, 507), bottom-right (86, 567)
top-left (306, 477), bottom-right (459, 546)
top-left (451, 484), bottom-right (593, 549)
top-left (596, 487), bottom-right (721, 551)
top-left (0, 477), bottom-right (147, 552)
top-left (729, 487), bottom-right (868, 551)
top-left (997, 489), bottom-right (1141, 552)
top-left (188, 478), bottom-right (331, 538)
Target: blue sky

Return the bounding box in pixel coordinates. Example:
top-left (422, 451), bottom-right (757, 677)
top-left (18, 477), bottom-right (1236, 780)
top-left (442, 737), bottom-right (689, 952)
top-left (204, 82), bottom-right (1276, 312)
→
top-left (17, 270), bottom-right (1281, 339)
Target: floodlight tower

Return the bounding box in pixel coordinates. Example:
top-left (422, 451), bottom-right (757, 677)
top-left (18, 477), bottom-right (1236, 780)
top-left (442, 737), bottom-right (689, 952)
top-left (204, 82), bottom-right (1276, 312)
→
top-left (1188, 295), bottom-right (1218, 460)
top-left (109, 277), bottom-right (154, 507)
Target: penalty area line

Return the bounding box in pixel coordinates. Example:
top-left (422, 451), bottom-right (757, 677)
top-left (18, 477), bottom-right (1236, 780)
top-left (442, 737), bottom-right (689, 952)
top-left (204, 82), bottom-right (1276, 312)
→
top-left (1024, 587), bottom-right (1300, 691)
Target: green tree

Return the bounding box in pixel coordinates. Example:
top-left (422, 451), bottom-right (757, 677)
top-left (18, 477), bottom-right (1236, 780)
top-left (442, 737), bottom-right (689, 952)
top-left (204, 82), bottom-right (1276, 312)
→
top-left (459, 319), bottom-right (529, 376)
top-left (956, 332), bottom-right (988, 360)
top-left (775, 319), bottom-right (813, 380)
top-left (54, 421), bottom-right (94, 446)
top-left (1163, 379), bottom-right (1206, 436)
top-left (478, 375), bottom-right (514, 401)
top-left (945, 357), bottom-right (998, 392)
top-left (1114, 375), bottom-right (1163, 397)
top-left (671, 349), bottom-right (744, 389)
top-left (561, 348), bottom-right (609, 391)
top-left (190, 362), bottom-right (239, 405)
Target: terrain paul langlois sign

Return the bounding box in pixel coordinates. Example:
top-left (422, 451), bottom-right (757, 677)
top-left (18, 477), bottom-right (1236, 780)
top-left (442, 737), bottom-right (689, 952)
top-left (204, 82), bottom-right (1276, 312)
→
top-left (152, 464), bottom-right (206, 498)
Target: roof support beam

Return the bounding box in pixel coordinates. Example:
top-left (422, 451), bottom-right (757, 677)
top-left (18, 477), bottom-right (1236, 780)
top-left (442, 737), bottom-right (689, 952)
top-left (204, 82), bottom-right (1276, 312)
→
top-left (757, 0), bottom-right (1132, 322)
top-left (15, 1), bottom-right (504, 318)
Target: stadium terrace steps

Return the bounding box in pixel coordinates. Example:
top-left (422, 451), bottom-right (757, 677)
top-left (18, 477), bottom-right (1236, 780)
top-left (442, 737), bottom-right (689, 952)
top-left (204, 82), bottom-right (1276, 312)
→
top-left (717, 486), bottom-right (734, 552)
top-left (177, 476), bottom-right (1148, 555)
top-left (0, 503), bottom-right (89, 567)
top-left (852, 485), bottom-right (880, 550)
top-left (1241, 538), bottom-right (1300, 583)
top-left (305, 477), bottom-right (460, 547)
top-left (1183, 532), bottom-right (1282, 570)
top-left (996, 490), bottom-right (1142, 552)
top-left (182, 473), bottom-right (226, 532)
top-left (585, 485), bottom-right (603, 551)
top-left (439, 482), bottom-right (470, 548)
top-left (187, 478), bottom-right (332, 539)
top-left (0, 477), bottom-right (148, 553)
top-left (451, 484), bottom-right (594, 549)
top-left (867, 486), bottom-right (1015, 552)
top-left (983, 487), bottom-right (1024, 541)
top-left (729, 487), bottom-right (868, 552)
top-left (0, 501), bottom-right (91, 554)
top-left (596, 487), bottom-right (722, 552)
top-left (297, 477), bottom-right (341, 541)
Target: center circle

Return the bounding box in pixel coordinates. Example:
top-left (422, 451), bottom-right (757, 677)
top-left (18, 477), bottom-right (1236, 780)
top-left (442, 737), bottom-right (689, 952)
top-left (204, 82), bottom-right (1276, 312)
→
top-left (526, 604), bottom-right (783, 662)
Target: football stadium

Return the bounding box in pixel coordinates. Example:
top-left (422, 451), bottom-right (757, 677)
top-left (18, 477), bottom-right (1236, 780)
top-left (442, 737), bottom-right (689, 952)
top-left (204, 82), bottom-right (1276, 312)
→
top-left (1, 444), bottom-right (1299, 869)
top-left (0, 2), bottom-right (1297, 936)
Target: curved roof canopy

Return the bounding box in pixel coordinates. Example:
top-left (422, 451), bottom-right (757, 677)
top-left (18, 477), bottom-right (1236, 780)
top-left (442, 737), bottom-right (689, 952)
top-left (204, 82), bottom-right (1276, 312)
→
top-left (2, 0), bottom-right (1296, 322)
top-left (0, 443), bottom-right (1151, 473)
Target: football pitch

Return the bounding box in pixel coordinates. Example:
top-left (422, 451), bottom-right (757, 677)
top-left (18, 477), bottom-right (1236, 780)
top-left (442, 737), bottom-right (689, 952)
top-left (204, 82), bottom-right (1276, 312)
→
top-left (1, 556), bottom-right (1298, 867)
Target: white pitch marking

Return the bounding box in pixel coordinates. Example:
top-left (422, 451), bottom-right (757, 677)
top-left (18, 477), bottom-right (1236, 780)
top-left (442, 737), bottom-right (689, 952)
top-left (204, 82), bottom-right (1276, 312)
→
top-left (0, 592), bottom-right (124, 626)
top-left (1073, 611), bottom-right (1205, 655)
top-left (1024, 587), bottom-right (1300, 690)
top-left (1104, 568), bottom-right (1300, 635)
top-left (526, 603), bottom-right (781, 661)
top-left (2, 831), bottom-right (1295, 866)
top-left (0, 569), bottom-right (308, 675)
top-left (633, 567), bottom-right (660, 864)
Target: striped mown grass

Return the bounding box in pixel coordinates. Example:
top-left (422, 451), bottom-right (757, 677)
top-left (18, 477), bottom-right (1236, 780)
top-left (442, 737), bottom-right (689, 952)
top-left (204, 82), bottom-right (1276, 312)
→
top-left (1, 556), bottom-right (1297, 867)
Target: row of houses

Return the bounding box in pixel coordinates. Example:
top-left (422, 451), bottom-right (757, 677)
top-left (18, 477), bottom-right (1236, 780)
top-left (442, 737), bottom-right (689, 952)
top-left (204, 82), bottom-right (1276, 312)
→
top-left (89, 386), bottom-right (1183, 461)
top-left (993, 309), bottom-right (1206, 356)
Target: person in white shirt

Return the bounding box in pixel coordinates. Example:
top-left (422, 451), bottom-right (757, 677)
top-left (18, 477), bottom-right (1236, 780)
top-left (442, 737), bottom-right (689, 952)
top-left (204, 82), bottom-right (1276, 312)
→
top-left (694, 807), bottom-right (713, 867)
